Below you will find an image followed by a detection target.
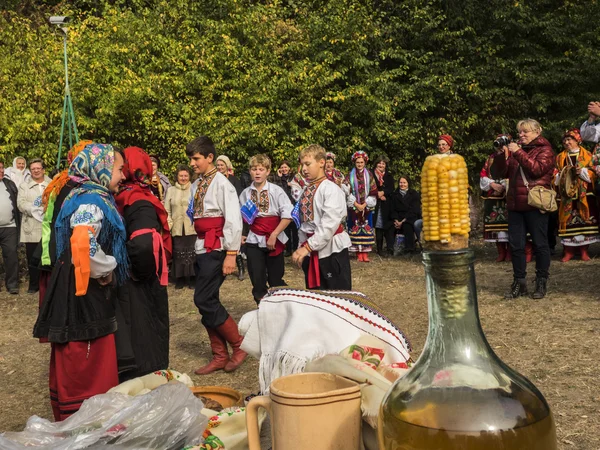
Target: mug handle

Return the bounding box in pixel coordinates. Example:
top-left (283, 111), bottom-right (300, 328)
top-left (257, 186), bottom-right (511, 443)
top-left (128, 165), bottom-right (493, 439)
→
top-left (246, 395), bottom-right (272, 450)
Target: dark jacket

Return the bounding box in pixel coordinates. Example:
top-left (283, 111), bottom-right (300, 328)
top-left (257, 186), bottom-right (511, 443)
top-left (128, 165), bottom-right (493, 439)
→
top-left (389, 188), bottom-right (421, 225)
top-left (491, 136), bottom-right (555, 212)
top-left (0, 177), bottom-right (21, 239)
top-left (374, 171), bottom-right (395, 229)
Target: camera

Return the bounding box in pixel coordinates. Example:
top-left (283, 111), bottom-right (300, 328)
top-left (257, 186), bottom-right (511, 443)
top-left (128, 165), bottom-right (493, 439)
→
top-left (493, 135), bottom-right (512, 148)
top-left (49, 16), bottom-right (70, 26)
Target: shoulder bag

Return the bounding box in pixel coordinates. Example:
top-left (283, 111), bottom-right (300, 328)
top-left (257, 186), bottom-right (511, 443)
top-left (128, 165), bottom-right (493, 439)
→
top-left (519, 166), bottom-right (557, 213)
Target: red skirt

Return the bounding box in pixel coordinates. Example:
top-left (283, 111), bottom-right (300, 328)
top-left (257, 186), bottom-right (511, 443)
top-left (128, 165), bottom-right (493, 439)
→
top-left (49, 334), bottom-right (119, 421)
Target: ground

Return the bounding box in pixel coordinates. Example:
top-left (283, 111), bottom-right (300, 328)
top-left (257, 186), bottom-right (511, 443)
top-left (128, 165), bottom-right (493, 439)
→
top-left (0, 245), bottom-right (598, 449)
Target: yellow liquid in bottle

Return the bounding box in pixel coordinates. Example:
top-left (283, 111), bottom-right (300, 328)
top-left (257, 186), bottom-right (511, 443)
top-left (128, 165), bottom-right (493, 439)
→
top-left (379, 386), bottom-right (557, 450)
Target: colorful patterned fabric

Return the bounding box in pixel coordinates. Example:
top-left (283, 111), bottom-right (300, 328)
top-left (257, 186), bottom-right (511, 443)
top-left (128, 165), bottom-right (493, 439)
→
top-left (325, 168), bottom-right (344, 186)
top-left (299, 178), bottom-right (325, 223)
top-left (250, 188), bottom-right (270, 213)
top-left (241, 199), bottom-right (259, 225)
top-left (56, 143), bottom-right (129, 284)
top-left (345, 168), bottom-right (377, 251)
top-left (555, 148), bottom-right (598, 237)
top-left (480, 152), bottom-right (509, 241)
top-left (193, 168), bottom-right (219, 217)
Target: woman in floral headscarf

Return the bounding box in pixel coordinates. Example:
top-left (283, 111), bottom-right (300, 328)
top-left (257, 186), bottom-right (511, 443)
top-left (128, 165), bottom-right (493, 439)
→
top-left (553, 128), bottom-right (598, 262)
top-left (34, 143), bottom-right (127, 421)
top-left (114, 146), bottom-right (171, 381)
top-left (344, 151), bottom-right (378, 262)
top-left (325, 152), bottom-right (345, 186)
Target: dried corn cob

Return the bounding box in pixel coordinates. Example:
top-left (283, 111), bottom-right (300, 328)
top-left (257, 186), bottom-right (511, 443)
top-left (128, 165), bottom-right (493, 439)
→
top-left (420, 154), bottom-right (470, 250)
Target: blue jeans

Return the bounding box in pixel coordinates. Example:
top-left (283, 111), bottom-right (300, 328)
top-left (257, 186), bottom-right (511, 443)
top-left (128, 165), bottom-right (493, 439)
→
top-left (508, 209), bottom-right (550, 279)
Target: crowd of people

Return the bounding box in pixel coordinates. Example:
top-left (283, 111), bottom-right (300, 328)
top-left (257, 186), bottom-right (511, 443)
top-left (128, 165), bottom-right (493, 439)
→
top-left (0, 101), bottom-right (598, 420)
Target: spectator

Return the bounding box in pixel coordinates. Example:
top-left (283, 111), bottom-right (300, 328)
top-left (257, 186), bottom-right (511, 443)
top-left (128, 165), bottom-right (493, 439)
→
top-left (164, 165), bottom-right (197, 289)
top-left (389, 175), bottom-right (421, 254)
top-left (17, 158), bottom-right (51, 294)
top-left (274, 160), bottom-right (298, 256)
top-left (0, 161), bottom-right (20, 294)
top-left (480, 137), bottom-right (510, 262)
top-left (437, 134), bottom-right (455, 155)
top-left (148, 155), bottom-right (172, 202)
top-left (344, 151), bottom-right (377, 262)
top-left (554, 129), bottom-right (598, 261)
top-left (5, 156), bottom-right (31, 187)
top-left (580, 101), bottom-right (600, 144)
top-left (324, 152), bottom-right (345, 187)
top-left (372, 155), bottom-right (395, 257)
top-left (216, 155), bottom-right (243, 196)
top-left (491, 119), bottom-right (555, 300)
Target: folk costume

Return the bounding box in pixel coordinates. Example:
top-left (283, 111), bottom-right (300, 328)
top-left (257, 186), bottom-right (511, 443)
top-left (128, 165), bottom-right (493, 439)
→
top-left (298, 177), bottom-right (352, 290)
top-left (325, 152), bottom-right (345, 187)
top-left (345, 151), bottom-right (377, 261)
top-left (188, 166), bottom-right (247, 375)
top-left (480, 150), bottom-right (510, 262)
top-left (240, 181), bottom-right (293, 304)
top-left (114, 147), bottom-right (172, 381)
top-left (33, 143), bottom-right (128, 421)
top-left (373, 164), bottom-right (395, 256)
top-left (164, 180), bottom-right (196, 288)
top-left (554, 129), bottom-right (598, 262)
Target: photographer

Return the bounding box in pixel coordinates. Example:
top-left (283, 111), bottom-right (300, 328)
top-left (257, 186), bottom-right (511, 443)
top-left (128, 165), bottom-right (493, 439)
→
top-left (580, 101), bottom-right (600, 144)
top-left (491, 119), bottom-right (555, 300)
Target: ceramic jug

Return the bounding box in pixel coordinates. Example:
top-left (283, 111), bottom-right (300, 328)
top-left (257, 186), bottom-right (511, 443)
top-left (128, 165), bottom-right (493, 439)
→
top-left (246, 372), bottom-right (362, 450)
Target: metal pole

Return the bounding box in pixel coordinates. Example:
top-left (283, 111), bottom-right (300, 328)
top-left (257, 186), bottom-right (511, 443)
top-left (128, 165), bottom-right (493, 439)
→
top-left (56, 27), bottom-right (79, 169)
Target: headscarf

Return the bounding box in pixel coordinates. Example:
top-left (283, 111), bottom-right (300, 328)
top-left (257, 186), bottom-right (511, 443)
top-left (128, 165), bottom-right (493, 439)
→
top-left (438, 134), bottom-right (454, 148)
top-left (563, 128), bottom-right (582, 144)
top-left (216, 155), bottom-right (234, 176)
top-left (326, 152), bottom-right (336, 161)
top-left (115, 146), bottom-right (172, 261)
top-left (42, 140), bottom-right (92, 209)
top-left (55, 143), bottom-right (129, 284)
top-left (5, 156), bottom-right (30, 186)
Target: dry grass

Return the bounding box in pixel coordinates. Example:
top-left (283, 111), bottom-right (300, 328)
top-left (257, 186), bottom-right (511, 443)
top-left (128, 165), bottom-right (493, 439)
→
top-left (0, 245), bottom-right (599, 449)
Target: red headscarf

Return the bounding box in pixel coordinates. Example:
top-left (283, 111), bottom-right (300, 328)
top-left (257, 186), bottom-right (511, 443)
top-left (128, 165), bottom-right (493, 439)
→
top-left (563, 128), bottom-right (582, 143)
top-left (438, 134), bottom-right (454, 148)
top-left (115, 146), bottom-right (172, 261)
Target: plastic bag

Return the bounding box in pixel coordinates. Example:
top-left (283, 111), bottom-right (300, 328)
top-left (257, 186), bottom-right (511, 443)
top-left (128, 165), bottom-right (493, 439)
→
top-left (0, 382), bottom-right (208, 450)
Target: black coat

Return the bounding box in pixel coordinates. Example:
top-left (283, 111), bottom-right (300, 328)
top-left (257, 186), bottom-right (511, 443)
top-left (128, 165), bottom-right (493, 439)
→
top-left (374, 171), bottom-right (395, 229)
top-left (389, 189), bottom-right (421, 225)
top-left (115, 200), bottom-right (170, 381)
top-left (1, 177), bottom-right (21, 240)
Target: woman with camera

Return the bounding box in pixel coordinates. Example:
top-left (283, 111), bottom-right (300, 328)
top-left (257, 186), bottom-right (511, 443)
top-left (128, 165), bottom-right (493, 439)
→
top-left (553, 129), bottom-right (598, 262)
top-left (491, 119), bottom-right (555, 300)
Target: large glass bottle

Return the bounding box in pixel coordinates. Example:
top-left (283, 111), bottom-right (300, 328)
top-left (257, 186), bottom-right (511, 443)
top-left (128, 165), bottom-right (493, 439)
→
top-left (378, 249), bottom-right (557, 450)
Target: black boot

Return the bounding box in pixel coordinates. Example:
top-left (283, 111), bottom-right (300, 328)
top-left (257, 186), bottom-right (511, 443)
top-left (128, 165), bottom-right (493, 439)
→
top-left (175, 277), bottom-right (185, 289)
top-left (504, 278), bottom-right (528, 299)
top-left (188, 275), bottom-right (195, 290)
top-left (531, 277), bottom-right (548, 299)
top-left (236, 254), bottom-right (246, 281)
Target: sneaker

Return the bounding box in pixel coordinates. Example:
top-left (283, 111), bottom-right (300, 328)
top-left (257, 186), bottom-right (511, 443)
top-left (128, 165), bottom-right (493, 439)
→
top-left (504, 278), bottom-right (528, 299)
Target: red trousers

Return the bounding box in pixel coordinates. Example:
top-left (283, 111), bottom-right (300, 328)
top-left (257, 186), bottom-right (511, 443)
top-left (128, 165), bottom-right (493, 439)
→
top-left (49, 334), bottom-right (119, 421)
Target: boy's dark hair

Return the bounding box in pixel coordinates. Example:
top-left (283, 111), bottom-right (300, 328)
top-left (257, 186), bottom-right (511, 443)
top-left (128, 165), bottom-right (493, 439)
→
top-left (186, 136), bottom-right (216, 158)
top-left (29, 157), bottom-right (44, 168)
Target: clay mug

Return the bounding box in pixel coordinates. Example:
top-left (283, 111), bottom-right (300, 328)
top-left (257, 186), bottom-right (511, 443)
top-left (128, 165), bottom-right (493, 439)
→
top-left (246, 372), bottom-right (362, 450)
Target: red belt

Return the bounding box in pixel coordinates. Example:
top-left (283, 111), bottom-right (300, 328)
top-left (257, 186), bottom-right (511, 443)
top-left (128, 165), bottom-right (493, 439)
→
top-left (194, 217), bottom-right (225, 253)
top-left (130, 228), bottom-right (169, 286)
top-left (303, 224), bottom-right (344, 289)
top-left (250, 216), bottom-right (285, 256)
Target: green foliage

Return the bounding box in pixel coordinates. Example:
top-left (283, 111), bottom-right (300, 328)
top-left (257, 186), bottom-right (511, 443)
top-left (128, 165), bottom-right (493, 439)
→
top-left (1, 0), bottom-right (599, 183)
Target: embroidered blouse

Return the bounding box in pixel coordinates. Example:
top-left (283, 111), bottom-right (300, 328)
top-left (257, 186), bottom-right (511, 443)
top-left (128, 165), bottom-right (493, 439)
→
top-left (298, 179), bottom-right (351, 258)
top-left (239, 181), bottom-right (293, 248)
top-left (190, 171), bottom-right (242, 254)
top-left (69, 204), bottom-right (117, 279)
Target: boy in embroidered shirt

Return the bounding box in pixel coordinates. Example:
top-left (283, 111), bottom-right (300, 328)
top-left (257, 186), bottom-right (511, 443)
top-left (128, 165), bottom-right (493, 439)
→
top-left (186, 136), bottom-right (247, 375)
top-left (239, 154), bottom-right (293, 304)
top-left (291, 144), bottom-right (352, 290)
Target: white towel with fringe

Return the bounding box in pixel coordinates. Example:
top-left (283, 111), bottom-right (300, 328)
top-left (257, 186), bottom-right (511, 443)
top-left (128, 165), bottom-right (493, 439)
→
top-left (239, 288), bottom-right (412, 394)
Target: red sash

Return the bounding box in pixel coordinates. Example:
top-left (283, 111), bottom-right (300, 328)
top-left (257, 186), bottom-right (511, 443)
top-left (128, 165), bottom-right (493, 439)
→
top-left (250, 216), bottom-right (285, 256)
top-left (130, 228), bottom-right (169, 286)
top-left (304, 224), bottom-right (344, 289)
top-left (194, 217), bottom-right (225, 253)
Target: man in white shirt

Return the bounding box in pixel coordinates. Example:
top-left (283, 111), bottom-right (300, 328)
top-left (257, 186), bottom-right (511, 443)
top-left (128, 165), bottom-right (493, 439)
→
top-left (0, 161), bottom-right (20, 294)
top-left (580, 101), bottom-right (600, 144)
top-left (186, 136), bottom-right (247, 376)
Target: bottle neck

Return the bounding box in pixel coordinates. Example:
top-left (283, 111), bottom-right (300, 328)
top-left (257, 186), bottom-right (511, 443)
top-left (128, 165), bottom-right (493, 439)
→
top-left (421, 250), bottom-right (491, 366)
